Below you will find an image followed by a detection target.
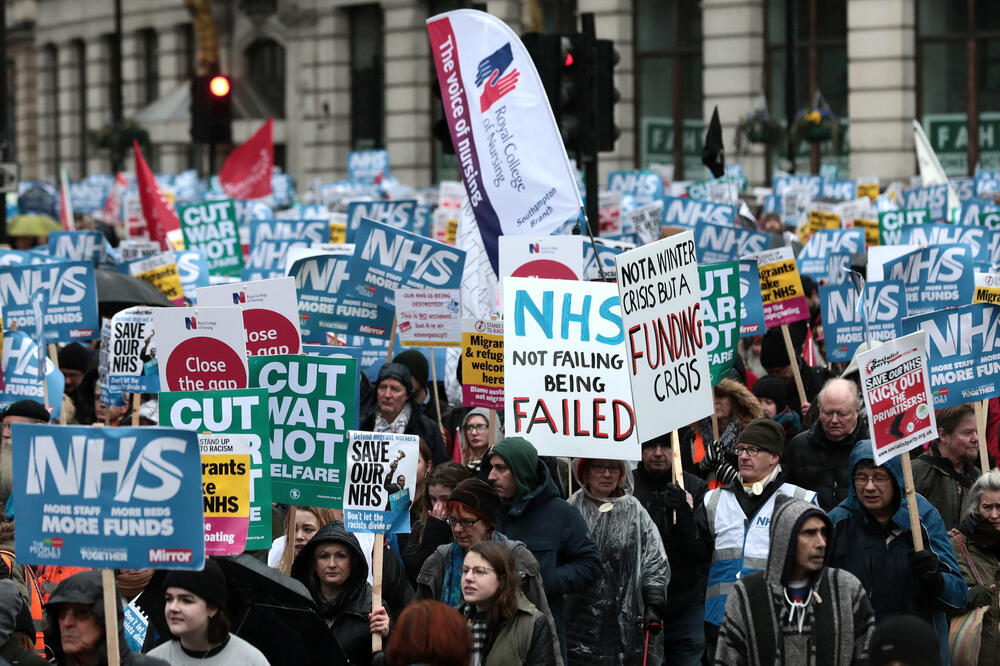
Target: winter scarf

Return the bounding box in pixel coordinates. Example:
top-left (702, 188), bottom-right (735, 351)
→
top-left (440, 533), bottom-right (504, 608)
top-left (376, 403), bottom-right (412, 434)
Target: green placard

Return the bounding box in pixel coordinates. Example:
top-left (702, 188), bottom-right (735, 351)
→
top-left (176, 198), bottom-right (243, 277)
top-left (877, 208), bottom-right (930, 246)
top-left (249, 355), bottom-right (358, 508)
top-left (699, 262), bottom-right (741, 386)
top-left (159, 388), bottom-right (272, 550)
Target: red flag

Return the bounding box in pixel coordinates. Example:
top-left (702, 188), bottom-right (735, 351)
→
top-left (59, 169), bottom-right (75, 230)
top-left (219, 118), bottom-right (273, 199)
top-left (133, 140), bottom-right (180, 250)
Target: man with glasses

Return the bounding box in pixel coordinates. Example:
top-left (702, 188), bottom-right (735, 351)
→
top-left (784, 378), bottom-right (868, 511)
top-left (697, 418), bottom-right (817, 658)
top-left (829, 440), bottom-right (968, 666)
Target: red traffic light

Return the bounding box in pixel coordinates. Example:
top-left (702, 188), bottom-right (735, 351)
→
top-left (564, 52), bottom-right (574, 67)
top-left (209, 75), bottom-right (231, 97)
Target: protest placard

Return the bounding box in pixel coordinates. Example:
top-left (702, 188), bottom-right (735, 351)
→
top-left (48, 230), bottom-right (105, 266)
top-left (351, 218), bottom-right (466, 309)
top-left (0, 331), bottom-right (64, 418)
top-left (883, 244), bottom-right (974, 315)
top-left (107, 306), bottom-right (159, 394)
top-left (395, 289), bottom-right (461, 347)
top-left (244, 238), bottom-right (311, 281)
top-left (857, 180), bottom-right (879, 202)
top-left (250, 355), bottom-right (358, 507)
top-left (825, 253), bottom-right (853, 285)
top-left (699, 262), bottom-right (741, 385)
top-left (854, 218), bottom-right (880, 246)
top-left (176, 199), bottom-right (243, 276)
top-left (804, 209), bottom-right (841, 237)
top-left (630, 201), bottom-right (664, 246)
top-left (898, 223), bottom-right (992, 261)
top-left (193, 432), bottom-right (251, 555)
top-left (902, 303), bottom-right (1000, 407)
top-left (343, 431), bottom-right (418, 534)
top-left (249, 219), bottom-right (330, 246)
top-left (749, 247), bottom-right (810, 328)
top-left (174, 250), bottom-right (210, 302)
top-left (974, 272), bottom-right (1000, 304)
top-left (462, 316), bottom-right (503, 409)
top-left (153, 306), bottom-right (249, 392)
top-left (504, 277), bottom-right (639, 458)
top-left (159, 388), bottom-right (272, 550)
top-left (348, 149), bottom-right (390, 183)
top-left (119, 239), bottom-right (161, 262)
top-left (197, 276), bottom-right (303, 356)
top-left (499, 235), bottom-right (583, 283)
top-left (0, 261), bottom-right (98, 342)
top-left (607, 170), bottom-right (664, 201)
top-left (12, 424), bottom-right (204, 569)
top-left (819, 281), bottom-right (908, 362)
top-left (693, 221), bottom-right (769, 264)
top-left (797, 228), bottom-right (866, 278)
top-left (598, 191), bottom-right (623, 235)
top-left (901, 184), bottom-right (948, 221)
top-left (614, 232), bottom-right (713, 443)
top-left (289, 254), bottom-right (395, 340)
top-left (122, 599), bottom-right (149, 652)
top-left (661, 195), bottom-right (737, 228)
top-left (121, 253), bottom-right (185, 306)
top-left (346, 200), bottom-right (417, 234)
top-left (878, 209), bottom-right (930, 245)
top-left (858, 332), bottom-right (938, 465)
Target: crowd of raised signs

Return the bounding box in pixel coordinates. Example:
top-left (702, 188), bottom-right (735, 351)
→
top-left (0, 154), bottom-right (999, 666)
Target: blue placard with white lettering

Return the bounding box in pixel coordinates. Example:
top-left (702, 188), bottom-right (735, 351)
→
top-left (951, 177), bottom-right (976, 202)
top-left (898, 223), bottom-right (994, 262)
top-left (902, 303), bottom-right (1000, 407)
top-left (48, 230), bottom-right (106, 267)
top-left (797, 228), bottom-right (865, 278)
top-left (346, 200), bottom-right (418, 235)
top-left (738, 259), bottom-right (767, 338)
top-left (821, 178), bottom-right (857, 201)
top-left (901, 184), bottom-right (948, 221)
top-left (883, 244), bottom-right (974, 316)
top-left (249, 219), bottom-right (329, 247)
top-left (348, 149), bottom-right (390, 183)
top-left (174, 250), bottom-right (211, 303)
top-left (976, 168), bottom-right (1000, 197)
top-left (0, 331), bottom-right (64, 419)
top-left (661, 195), bottom-right (737, 229)
top-left (960, 198), bottom-right (999, 227)
top-left (772, 174), bottom-right (822, 197)
top-left (243, 239), bottom-right (311, 279)
top-left (606, 170), bottom-right (664, 201)
top-left (351, 218), bottom-right (466, 310)
top-left (0, 249), bottom-right (50, 266)
top-left (12, 424), bottom-right (205, 569)
top-left (290, 254), bottom-right (395, 340)
top-left (819, 281), bottom-right (907, 363)
top-left (694, 221), bottom-right (769, 264)
top-left (0, 261), bottom-right (99, 342)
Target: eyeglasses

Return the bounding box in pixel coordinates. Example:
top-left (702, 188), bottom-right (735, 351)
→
top-left (735, 445), bottom-right (761, 457)
top-left (464, 423), bottom-right (488, 433)
top-left (461, 566), bottom-right (495, 578)
top-left (589, 463), bottom-right (619, 474)
top-left (852, 473), bottom-right (892, 486)
top-left (445, 516), bottom-right (481, 528)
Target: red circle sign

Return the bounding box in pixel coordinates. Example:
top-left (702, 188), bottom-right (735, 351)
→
top-left (164, 337), bottom-right (248, 391)
top-left (243, 308), bottom-right (300, 355)
top-left (511, 259), bottom-right (579, 281)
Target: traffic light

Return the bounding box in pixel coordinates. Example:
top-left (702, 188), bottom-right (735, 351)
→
top-left (191, 73), bottom-right (232, 144)
top-left (594, 39), bottom-right (620, 151)
top-left (522, 33), bottom-right (581, 149)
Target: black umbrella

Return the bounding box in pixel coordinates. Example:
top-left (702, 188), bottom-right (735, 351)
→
top-left (94, 269), bottom-right (174, 320)
top-left (137, 555), bottom-right (348, 666)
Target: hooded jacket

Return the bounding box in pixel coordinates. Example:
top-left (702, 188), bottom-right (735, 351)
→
top-left (43, 571), bottom-right (167, 666)
top-left (361, 396), bottom-right (449, 465)
top-left (484, 442), bottom-right (602, 661)
top-left (291, 521), bottom-right (385, 666)
top-left (784, 416), bottom-right (868, 511)
top-left (828, 440), bottom-right (968, 666)
top-left (951, 512), bottom-right (1000, 666)
top-left (715, 496), bottom-right (874, 666)
top-left (566, 460), bottom-right (670, 666)
top-left (911, 444), bottom-right (980, 531)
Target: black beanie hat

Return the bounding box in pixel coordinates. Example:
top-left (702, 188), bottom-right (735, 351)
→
top-left (1, 399), bottom-right (51, 423)
top-left (752, 375), bottom-right (789, 414)
top-left (393, 350), bottom-right (429, 390)
top-left (375, 362), bottom-right (414, 397)
top-left (58, 342), bottom-right (89, 373)
top-left (163, 559), bottom-right (227, 608)
top-left (739, 418), bottom-right (786, 455)
top-left (448, 478), bottom-right (501, 527)
top-left (869, 614), bottom-right (941, 666)
top-left (759, 321), bottom-right (807, 369)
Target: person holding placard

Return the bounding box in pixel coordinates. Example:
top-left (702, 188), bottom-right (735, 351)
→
top-left (912, 405), bottom-right (982, 531)
top-left (566, 458), bottom-right (670, 666)
top-left (291, 520), bottom-right (391, 666)
top-left (146, 560), bottom-right (268, 665)
top-left (828, 440), bottom-right (969, 666)
top-left (363, 363), bottom-right (448, 465)
top-left (694, 379), bottom-right (765, 488)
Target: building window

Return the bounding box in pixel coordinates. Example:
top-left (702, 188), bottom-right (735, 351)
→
top-left (917, 0), bottom-right (1000, 175)
top-left (74, 40), bottom-right (87, 175)
top-left (138, 28), bottom-right (159, 106)
top-left (349, 4), bottom-right (384, 150)
top-left (245, 38), bottom-right (286, 117)
top-left (538, 0), bottom-right (577, 33)
top-left (765, 0), bottom-right (848, 174)
top-left (633, 0), bottom-right (702, 177)
top-left (43, 44), bottom-right (60, 176)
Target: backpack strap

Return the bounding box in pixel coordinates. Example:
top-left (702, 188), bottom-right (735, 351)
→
top-left (950, 529), bottom-right (984, 585)
top-left (741, 571), bottom-right (776, 665)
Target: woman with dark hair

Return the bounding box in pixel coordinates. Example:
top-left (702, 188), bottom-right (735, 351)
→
top-left (458, 408), bottom-right (497, 472)
top-left (460, 541), bottom-right (556, 666)
top-left (401, 462), bottom-right (474, 585)
top-left (752, 374), bottom-right (802, 439)
top-left (382, 600), bottom-right (472, 666)
top-left (147, 559), bottom-right (268, 664)
top-left (291, 520), bottom-right (391, 666)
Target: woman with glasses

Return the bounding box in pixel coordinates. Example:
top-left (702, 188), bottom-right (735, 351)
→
top-left (566, 458), bottom-right (669, 665)
top-left (460, 541), bottom-right (556, 666)
top-left (459, 408), bottom-right (496, 471)
top-left (402, 462), bottom-right (474, 586)
top-left (415, 479), bottom-right (560, 661)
